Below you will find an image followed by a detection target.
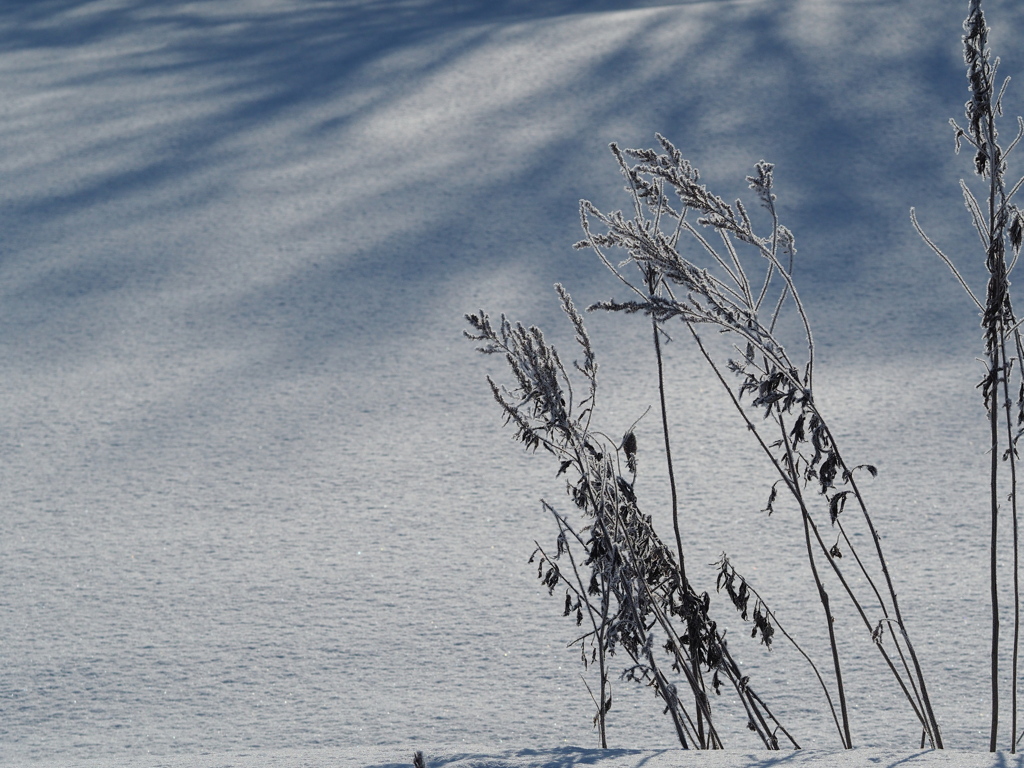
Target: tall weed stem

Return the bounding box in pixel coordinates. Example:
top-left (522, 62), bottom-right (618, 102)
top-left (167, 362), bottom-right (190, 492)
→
top-left (915, 0), bottom-right (1024, 749)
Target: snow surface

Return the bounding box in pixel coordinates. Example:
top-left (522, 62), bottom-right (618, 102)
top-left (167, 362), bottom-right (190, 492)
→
top-left (13, 746), bottom-right (1024, 768)
top-left (4, 0), bottom-right (1024, 764)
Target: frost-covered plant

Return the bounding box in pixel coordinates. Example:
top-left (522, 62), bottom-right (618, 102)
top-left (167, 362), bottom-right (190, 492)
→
top-left (466, 287), bottom-right (796, 749)
top-left (574, 134), bottom-right (941, 749)
top-left (464, 1), bottom-right (1024, 754)
top-left (913, 0), bottom-right (1024, 752)
top-left (466, 89), bottom-right (940, 757)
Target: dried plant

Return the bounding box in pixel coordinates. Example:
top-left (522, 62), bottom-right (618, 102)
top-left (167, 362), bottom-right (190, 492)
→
top-left (466, 287), bottom-right (796, 749)
top-left (466, 81), bottom-right (939, 758)
top-left (913, 0), bottom-right (1024, 752)
top-left (463, 0), bottom-right (1024, 752)
top-left (572, 131), bottom-right (941, 748)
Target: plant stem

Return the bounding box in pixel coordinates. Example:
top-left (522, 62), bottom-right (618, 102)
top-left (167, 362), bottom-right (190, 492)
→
top-left (720, 557), bottom-right (843, 742)
top-left (1003, 333), bottom-right (1019, 753)
top-left (647, 270), bottom-right (688, 581)
top-left (991, 353), bottom-right (1001, 752)
top-left (540, 512), bottom-right (610, 747)
top-left (645, 269), bottom-right (708, 743)
top-left (841, 471), bottom-right (943, 747)
top-left (778, 422), bottom-right (853, 749)
top-left (1000, 335), bottom-right (1021, 753)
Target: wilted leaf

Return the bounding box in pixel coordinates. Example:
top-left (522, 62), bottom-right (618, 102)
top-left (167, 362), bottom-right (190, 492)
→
top-left (829, 490), bottom-right (851, 523)
top-left (763, 483), bottom-right (779, 515)
top-left (1010, 211), bottom-right (1024, 254)
top-left (623, 430), bottom-right (638, 474)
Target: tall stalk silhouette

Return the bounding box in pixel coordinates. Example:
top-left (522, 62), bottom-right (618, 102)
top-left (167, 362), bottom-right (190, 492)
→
top-left (467, 287), bottom-right (796, 749)
top-left (579, 138), bottom-right (941, 747)
top-left (464, 0), bottom-right (1024, 750)
top-left (913, 0), bottom-right (1024, 751)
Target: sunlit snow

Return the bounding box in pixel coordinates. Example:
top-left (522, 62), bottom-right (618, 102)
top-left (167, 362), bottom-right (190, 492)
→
top-left (2, 0), bottom-right (1024, 765)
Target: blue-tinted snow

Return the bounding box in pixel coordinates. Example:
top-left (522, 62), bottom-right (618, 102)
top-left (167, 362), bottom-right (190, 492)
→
top-left (1, 0), bottom-right (1023, 764)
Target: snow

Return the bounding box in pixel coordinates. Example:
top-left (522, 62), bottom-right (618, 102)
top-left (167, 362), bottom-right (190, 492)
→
top-left (2, 0), bottom-right (1024, 764)
top-left (14, 746), bottom-right (1024, 767)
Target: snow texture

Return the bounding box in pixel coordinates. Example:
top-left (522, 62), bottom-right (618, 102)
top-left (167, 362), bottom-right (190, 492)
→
top-left (3, 0), bottom-right (1024, 765)
top-left (14, 746), bottom-right (1024, 767)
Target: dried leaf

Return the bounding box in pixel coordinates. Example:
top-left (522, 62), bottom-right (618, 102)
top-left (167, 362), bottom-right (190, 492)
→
top-left (829, 491), bottom-right (851, 523)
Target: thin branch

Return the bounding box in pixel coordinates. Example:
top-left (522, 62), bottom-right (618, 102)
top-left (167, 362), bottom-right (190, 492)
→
top-left (911, 208), bottom-right (984, 310)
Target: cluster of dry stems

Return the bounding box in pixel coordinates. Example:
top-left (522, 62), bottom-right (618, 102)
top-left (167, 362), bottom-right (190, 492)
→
top-left (468, 0), bottom-right (1024, 752)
